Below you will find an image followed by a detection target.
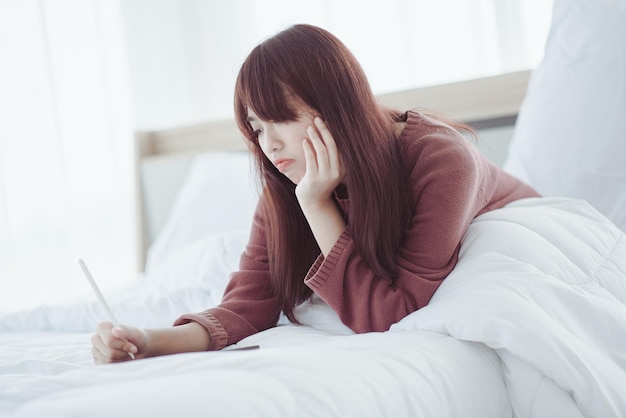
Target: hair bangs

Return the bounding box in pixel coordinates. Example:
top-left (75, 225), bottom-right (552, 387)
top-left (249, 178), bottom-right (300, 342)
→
top-left (234, 46), bottom-right (299, 140)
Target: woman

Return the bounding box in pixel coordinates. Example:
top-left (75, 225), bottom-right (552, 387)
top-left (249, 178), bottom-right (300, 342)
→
top-left (92, 24), bottom-right (539, 363)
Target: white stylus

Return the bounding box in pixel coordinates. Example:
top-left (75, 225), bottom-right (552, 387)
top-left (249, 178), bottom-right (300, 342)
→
top-left (78, 259), bottom-right (135, 359)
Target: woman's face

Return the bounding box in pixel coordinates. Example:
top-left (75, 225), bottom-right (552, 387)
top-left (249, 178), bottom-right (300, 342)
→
top-left (247, 107), bottom-right (318, 184)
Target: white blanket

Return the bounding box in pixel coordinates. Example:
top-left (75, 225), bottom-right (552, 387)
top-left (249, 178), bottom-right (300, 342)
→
top-left (1, 197), bottom-right (624, 418)
top-left (392, 197), bottom-right (626, 417)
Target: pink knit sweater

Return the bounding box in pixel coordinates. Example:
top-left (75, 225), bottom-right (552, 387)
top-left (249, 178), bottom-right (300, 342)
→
top-left (174, 110), bottom-right (540, 350)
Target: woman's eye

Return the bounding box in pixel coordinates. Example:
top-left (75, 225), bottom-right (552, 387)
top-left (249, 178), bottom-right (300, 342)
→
top-left (251, 129), bottom-right (262, 139)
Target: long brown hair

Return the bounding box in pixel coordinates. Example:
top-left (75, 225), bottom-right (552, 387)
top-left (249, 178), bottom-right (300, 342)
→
top-left (234, 24), bottom-right (412, 322)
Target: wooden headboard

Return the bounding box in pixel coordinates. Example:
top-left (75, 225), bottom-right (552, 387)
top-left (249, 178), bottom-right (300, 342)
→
top-left (134, 69), bottom-right (532, 270)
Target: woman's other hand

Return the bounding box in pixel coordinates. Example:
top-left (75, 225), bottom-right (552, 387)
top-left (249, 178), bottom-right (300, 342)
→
top-left (91, 321), bottom-right (148, 364)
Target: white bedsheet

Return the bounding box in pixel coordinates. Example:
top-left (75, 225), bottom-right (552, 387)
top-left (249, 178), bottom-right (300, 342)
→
top-left (1, 197), bottom-right (624, 418)
top-left (0, 326), bottom-right (511, 418)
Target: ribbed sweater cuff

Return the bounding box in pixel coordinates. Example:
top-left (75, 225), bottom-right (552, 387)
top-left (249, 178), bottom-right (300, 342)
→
top-left (173, 311), bottom-right (229, 351)
top-left (304, 227), bottom-right (352, 290)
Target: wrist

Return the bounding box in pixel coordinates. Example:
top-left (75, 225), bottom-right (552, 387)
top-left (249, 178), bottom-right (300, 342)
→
top-left (143, 323), bottom-right (211, 357)
top-left (141, 328), bottom-right (156, 358)
top-left (299, 196), bottom-right (336, 215)
top-left (299, 198), bottom-right (347, 257)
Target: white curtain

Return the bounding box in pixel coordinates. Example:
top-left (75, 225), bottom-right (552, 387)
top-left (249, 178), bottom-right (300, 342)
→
top-left (121, 0), bottom-right (553, 129)
top-left (0, 0), bottom-right (135, 312)
top-left (0, 0), bottom-right (552, 313)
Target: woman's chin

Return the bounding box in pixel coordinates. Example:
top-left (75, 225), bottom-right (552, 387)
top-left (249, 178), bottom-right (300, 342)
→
top-left (286, 172), bottom-right (302, 185)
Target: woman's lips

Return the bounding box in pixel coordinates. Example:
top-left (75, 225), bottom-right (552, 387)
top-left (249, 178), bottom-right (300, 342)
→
top-left (275, 159), bottom-right (293, 172)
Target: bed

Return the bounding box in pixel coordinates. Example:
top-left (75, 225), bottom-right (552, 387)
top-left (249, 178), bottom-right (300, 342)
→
top-left (2, 1), bottom-right (626, 415)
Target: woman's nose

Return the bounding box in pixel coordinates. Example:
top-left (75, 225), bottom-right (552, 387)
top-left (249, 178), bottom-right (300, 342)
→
top-left (260, 129), bottom-right (281, 155)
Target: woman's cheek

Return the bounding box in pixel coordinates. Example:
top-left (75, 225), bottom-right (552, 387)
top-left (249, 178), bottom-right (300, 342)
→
top-left (290, 168), bottom-right (304, 185)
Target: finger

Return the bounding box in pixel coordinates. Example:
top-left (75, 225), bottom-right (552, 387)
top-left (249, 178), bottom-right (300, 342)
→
top-left (93, 322), bottom-right (131, 364)
top-left (92, 344), bottom-right (104, 365)
top-left (98, 326), bottom-right (137, 355)
top-left (110, 327), bottom-right (138, 358)
top-left (95, 322), bottom-right (117, 348)
top-left (92, 332), bottom-right (122, 357)
top-left (307, 125), bottom-right (329, 174)
top-left (92, 342), bottom-right (123, 364)
top-left (92, 333), bottom-right (133, 363)
top-left (111, 326), bottom-right (139, 352)
top-left (97, 321), bottom-right (114, 333)
top-left (313, 117), bottom-right (336, 149)
top-left (302, 138), bottom-right (318, 177)
top-left (314, 118), bottom-right (341, 176)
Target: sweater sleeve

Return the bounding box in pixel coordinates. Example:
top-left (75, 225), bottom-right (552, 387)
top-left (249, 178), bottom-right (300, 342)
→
top-left (174, 196), bottom-right (281, 350)
top-left (304, 128), bottom-right (526, 333)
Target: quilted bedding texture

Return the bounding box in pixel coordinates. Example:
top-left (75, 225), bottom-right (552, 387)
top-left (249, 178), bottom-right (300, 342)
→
top-left (1, 197), bottom-right (625, 418)
top-left (393, 197), bottom-right (626, 417)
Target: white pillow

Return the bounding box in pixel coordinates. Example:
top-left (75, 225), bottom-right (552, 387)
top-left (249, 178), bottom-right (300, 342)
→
top-left (147, 229), bottom-right (250, 307)
top-left (0, 230), bottom-right (248, 332)
top-left (503, 0), bottom-right (626, 232)
top-left (146, 151), bottom-right (260, 272)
